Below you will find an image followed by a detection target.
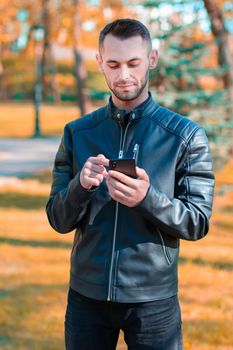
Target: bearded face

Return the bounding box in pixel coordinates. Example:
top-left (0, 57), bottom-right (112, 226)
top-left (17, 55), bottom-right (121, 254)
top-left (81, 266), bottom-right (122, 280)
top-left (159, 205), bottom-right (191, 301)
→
top-left (97, 34), bottom-right (157, 108)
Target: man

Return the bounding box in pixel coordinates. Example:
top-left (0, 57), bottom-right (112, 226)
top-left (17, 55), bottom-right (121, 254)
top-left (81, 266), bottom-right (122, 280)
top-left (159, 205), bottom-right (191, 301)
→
top-left (46, 18), bottom-right (214, 350)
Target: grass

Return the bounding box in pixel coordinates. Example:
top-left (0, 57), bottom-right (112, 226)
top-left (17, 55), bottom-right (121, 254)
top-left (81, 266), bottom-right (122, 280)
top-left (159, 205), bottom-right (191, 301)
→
top-left (0, 192), bottom-right (48, 209)
top-left (0, 102), bottom-right (82, 138)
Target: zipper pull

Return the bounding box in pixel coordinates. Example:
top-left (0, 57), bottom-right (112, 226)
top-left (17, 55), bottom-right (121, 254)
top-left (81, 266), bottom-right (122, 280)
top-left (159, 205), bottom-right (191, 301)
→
top-left (133, 143), bottom-right (139, 163)
top-left (118, 150), bottom-right (123, 159)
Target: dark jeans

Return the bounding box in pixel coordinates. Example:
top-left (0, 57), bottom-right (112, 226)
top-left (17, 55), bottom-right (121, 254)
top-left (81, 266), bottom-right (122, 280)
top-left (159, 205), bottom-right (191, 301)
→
top-left (65, 287), bottom-right (183, 350)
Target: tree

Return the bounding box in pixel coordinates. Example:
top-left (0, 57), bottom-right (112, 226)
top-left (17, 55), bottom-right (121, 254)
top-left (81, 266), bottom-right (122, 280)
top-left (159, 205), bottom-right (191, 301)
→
top-left (72, 0), bottom-right (88, 115)
top-left (203, 0), bottom-right (233, 113)
top-left (65, 0), bottom-right (131, 114)
top-left (135, 0), bottom-right (232, 166)
top-left (41, 0), bottom-right (60, 102)
top-left (0, 0), bottom-right (21, 98)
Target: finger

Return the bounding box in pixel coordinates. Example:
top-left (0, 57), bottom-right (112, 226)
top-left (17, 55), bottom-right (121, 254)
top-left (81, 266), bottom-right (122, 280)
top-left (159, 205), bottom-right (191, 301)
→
top-left (89, 175), bottom-right (104, 184)
top-left (136, 166), bottom-right (148, 180)
top-left (97, 154), bottom-right (106, 159)
top-left (90, 156), bottom-right (109, 166)
top-left (86, 157), bottom-right (109, 168)
top-left (84, 171), bottom-right (104, 185)
top-left (83, 164), bottom-right (103, 177)
top-left (87, 177), bottom-right (102, 187)
top-left (108, 170), bottom-right (136, 187)
top-left (107, 175), bottom-right (133, 196)
top-left (81, 174), bottom-right (102, 189)
top-left (85, 169), bottom-right (104, 181)
top-left (85, 162), bottom-right (105, 173)
top-left (97, 154), bottom-right (110, 166)
top-left (102, 168), bottom-right (108, 177)
top-left (107, 182), bottom-right (130, 203)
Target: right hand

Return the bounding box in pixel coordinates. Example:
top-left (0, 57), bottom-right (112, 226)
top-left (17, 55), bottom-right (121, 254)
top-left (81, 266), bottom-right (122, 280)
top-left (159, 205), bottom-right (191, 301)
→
top-left (80, 154), bottom-right (109, 190)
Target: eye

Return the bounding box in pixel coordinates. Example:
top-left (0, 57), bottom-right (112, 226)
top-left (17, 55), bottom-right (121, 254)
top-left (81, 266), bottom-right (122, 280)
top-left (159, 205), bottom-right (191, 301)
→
top-left (128, 60), bottom-right (140, 67)
top-left (129, 63), bottom-right (139, 68)
top-left (108, 63), bottom-right (119, 69)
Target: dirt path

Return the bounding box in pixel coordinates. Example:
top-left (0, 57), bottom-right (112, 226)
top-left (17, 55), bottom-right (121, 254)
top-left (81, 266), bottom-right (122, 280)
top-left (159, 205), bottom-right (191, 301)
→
top-left (0, 137), bottom-right (60, 178)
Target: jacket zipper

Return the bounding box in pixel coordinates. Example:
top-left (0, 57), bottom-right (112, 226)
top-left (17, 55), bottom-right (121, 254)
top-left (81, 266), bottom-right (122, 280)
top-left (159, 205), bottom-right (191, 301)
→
top-left (133, 143), bottom-right (139, 164)
top-left (107, 121), bottom-right (131, 301)
top-left (158, 230), bottom-right (172, 265)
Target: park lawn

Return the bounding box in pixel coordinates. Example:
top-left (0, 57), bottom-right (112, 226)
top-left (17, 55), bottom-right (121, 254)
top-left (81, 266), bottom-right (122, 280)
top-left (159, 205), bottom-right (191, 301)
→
top-left (0, 103), bottom-right (82, 138)
top-left (0, 163), bottom-right (233, 350)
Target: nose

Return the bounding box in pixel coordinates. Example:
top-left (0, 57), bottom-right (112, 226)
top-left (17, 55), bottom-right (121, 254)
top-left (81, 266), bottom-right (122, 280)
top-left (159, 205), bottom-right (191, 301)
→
top-left (118, 65), bottom-right (130, 80)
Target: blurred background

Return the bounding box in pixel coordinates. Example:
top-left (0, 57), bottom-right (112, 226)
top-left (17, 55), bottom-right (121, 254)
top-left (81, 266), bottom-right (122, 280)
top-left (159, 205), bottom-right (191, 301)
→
top-left (0, 1), bottom-right (233, 349)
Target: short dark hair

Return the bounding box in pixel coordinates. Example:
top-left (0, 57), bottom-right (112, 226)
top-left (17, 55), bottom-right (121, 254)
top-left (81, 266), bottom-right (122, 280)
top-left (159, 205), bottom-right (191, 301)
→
top-left (99, 18), bottom-right (152, 51)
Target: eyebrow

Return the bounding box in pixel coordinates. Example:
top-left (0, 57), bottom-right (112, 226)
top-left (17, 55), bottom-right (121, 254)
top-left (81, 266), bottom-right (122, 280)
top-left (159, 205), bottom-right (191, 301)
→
top-left (106, 57), bottom-right (141, 64)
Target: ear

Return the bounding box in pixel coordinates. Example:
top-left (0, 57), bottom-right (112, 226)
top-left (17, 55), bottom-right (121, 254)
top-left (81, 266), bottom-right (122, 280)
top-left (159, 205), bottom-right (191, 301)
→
top-left (149, 49), bottom-right (158, 69)
top-left (96, 52), bottom-right (104, 73)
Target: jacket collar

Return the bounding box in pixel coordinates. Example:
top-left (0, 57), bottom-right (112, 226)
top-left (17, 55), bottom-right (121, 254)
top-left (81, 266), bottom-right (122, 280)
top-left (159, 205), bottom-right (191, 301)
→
top-left (107, 91), bottom-right (155, 123)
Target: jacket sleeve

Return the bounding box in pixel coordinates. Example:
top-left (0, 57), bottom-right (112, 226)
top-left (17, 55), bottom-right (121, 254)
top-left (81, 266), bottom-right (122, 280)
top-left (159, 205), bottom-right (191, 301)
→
top-left (46, 125), bottom-right (96, 233)
top-left (136, 127), bottom-right (215, 241)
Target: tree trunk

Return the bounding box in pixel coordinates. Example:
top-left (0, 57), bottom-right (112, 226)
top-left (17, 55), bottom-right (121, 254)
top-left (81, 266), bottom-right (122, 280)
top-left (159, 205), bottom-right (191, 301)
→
top-left (0, 59), bottom-right (4, 99)
top-left (0, 45), bottom-right (7, 99)
top-left (203, 0), bottom-right (233, 113)
top-left (41, 0), bottom-right (60, 102)
top-left (73, 0), bottom-right (88, 116)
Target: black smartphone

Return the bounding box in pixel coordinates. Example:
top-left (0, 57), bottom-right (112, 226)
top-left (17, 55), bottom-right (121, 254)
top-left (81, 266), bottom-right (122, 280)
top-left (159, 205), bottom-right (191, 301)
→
top-left (109, 159), bottom-right (137, 178)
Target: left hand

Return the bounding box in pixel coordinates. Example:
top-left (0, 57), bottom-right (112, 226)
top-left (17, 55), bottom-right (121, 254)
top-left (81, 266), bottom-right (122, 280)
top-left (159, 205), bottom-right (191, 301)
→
top-left (105, 167), bottom-right (150, 207)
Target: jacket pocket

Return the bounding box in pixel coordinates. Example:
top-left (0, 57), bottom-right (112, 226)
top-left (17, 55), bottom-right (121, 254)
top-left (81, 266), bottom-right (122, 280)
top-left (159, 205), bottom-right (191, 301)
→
top-left (158, 229), bottom-right (172, 265)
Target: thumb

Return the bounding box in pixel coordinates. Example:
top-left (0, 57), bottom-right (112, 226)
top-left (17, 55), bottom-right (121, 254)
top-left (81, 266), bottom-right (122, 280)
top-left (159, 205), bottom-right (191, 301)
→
top-left (136, 166), bottom-right (149, 180)
top-left (97, 154), bottom-right (109, 167)
top-left (97, 154), bottom-right (106, 159)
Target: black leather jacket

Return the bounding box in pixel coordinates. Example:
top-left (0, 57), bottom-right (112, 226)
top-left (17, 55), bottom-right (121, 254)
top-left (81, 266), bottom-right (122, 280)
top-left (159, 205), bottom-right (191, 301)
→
top-left (46, 94), bottom-right (214, 302)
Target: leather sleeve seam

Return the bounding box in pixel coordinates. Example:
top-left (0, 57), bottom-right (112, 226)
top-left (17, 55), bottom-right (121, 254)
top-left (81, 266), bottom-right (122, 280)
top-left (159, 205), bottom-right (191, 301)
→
top-left (145, 110), bottom-right (201, 143)
top-left (66, 108), bottom-right (108, 134)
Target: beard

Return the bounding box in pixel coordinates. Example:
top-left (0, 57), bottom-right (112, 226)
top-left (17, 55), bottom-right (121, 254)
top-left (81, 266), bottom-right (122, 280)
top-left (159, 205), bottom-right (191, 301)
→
top-left (105, 71), bottom-right (149, 102)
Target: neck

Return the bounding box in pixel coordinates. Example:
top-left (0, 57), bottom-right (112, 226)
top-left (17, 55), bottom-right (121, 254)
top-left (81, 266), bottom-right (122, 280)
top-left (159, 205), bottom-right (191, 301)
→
top-left (112, 88), bottom-right (149, 111)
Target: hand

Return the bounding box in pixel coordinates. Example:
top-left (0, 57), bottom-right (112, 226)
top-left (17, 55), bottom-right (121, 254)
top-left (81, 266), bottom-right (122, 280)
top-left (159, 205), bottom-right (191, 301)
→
top-left (105, 166), bottom-right (150, 207)
top-left (80, 154), bottom-right (109, 190)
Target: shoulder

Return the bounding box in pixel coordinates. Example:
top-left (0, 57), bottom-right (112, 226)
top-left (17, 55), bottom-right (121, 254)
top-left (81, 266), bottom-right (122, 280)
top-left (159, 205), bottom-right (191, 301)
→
top-left (148, 103), bottom-right (201, 143)
top-left (65, 105), bottom-right (108, 134)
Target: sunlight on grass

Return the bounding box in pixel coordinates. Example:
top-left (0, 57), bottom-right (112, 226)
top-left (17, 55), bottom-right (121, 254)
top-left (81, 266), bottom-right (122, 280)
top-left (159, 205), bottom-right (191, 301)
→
top-left (0, 162), bottom-right (233, 349)
top-left (0, 103), bottom-right (79, 138)
top-left (0, 192), bottom-right (48, 209)
top-left (0, 102), bottom-right (101, 138)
